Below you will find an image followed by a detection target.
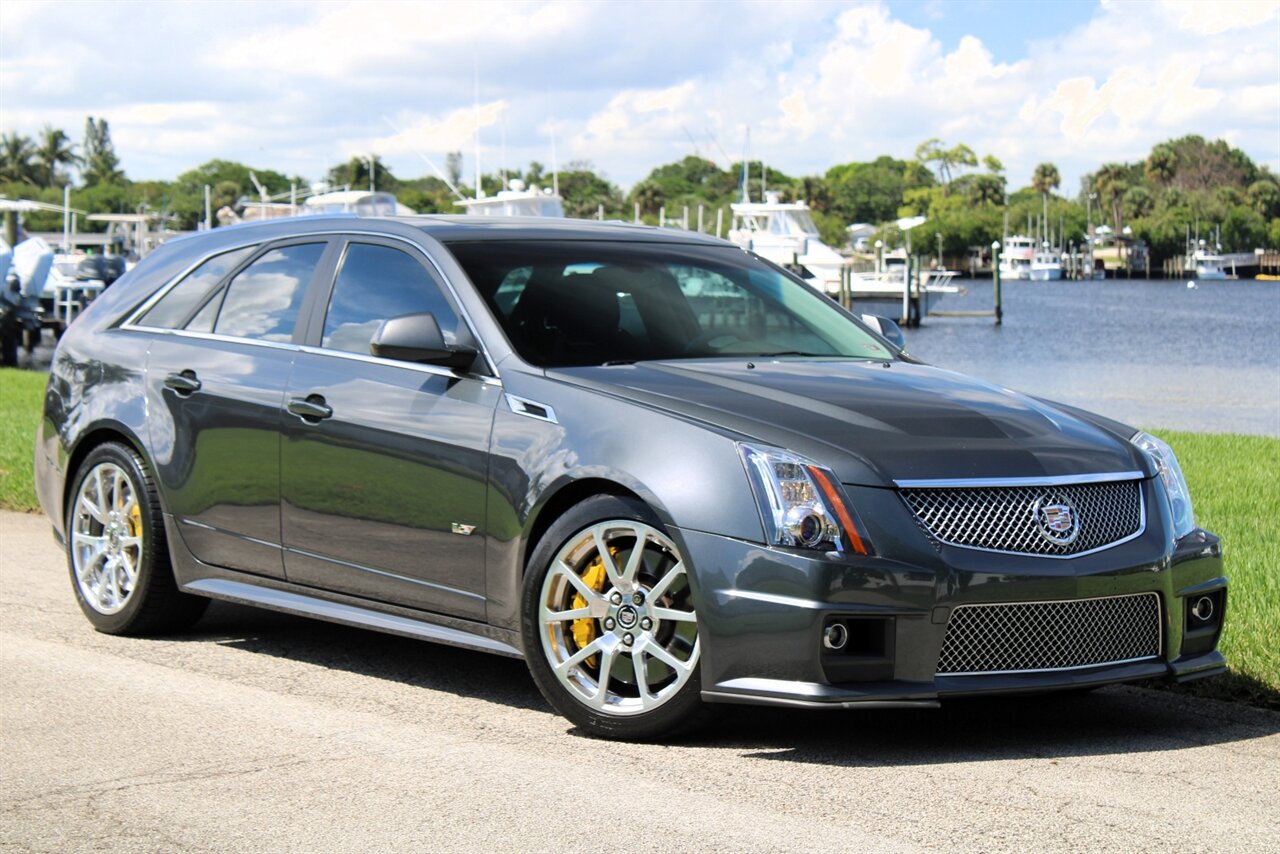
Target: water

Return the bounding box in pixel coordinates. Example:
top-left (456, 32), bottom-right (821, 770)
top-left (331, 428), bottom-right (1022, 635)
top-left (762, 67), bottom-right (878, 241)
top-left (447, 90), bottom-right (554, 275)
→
top-left (881, 278), bottom-right (1280, 437)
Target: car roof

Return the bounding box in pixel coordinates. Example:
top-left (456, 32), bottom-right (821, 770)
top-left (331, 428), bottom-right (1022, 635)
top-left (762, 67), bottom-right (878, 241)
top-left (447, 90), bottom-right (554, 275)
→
top-left (401, 215), bottom-right (731, 247)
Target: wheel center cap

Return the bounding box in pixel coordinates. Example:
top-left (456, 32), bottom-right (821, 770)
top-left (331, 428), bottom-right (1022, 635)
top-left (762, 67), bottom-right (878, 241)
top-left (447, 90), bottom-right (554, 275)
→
top-left (616, 605), bottom-right (638, 629)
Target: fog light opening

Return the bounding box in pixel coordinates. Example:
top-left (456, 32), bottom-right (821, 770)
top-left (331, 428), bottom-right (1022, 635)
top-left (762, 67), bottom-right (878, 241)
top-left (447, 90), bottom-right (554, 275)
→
top-left (1191, 596), bottom-right (1214, 622)
top-left (823, 622), bottom-right (848, 651)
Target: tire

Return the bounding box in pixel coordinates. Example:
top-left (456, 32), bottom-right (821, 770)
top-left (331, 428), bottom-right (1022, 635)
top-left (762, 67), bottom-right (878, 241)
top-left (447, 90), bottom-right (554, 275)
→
top-left (65, 442), bottom-right (209, 635)
top-left (521, 495), bottom-right (713, 741)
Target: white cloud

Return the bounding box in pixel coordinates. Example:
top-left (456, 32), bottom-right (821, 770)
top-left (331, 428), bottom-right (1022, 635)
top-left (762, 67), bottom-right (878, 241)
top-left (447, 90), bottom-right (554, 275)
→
top-left (0, 0), bottom-right (1275, 199)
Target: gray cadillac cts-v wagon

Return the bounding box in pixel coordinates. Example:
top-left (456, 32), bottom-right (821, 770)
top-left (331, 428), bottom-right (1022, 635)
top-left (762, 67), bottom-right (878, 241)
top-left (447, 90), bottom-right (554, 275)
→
top-left (33, 215), bottom-right (1227, 740)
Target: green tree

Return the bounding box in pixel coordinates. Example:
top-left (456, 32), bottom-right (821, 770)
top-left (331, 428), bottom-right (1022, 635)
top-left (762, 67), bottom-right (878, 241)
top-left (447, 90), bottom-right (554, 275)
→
top-left (0, 132), bottom-right (37, 185)
top-left (1093, 162), bottom-right (1129, 232)
top-left (82, 117), bottom-right (124, 185)
top-left (1145, 143), bottom-right (1177, 186)
top-left (1031, 162), bottom-right (1061, 195)
top-left (628, 179), bottom-right (665, 217)
top-left (982, 154), bottom-right (1004, 175)
top-left (914, 138), bottom-right (977, 189)
top-left (967, 173), bottom-right (1006, 207)
top-left (556, 161), bottom-right (624, 219)
top-left (327, 155), bottom-right (397, 192)
top-left (1246, 179), bottom-right (1280, 218)
top-left (34, 125), bottom-right (78, 188)
top-left (445, 151), bottom-right (464, 188)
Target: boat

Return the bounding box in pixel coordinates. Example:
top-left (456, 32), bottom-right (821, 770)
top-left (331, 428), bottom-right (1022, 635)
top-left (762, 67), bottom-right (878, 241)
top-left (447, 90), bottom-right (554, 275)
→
top-left (1029, 242), bottom-right (1064, 281)
top-left (728, 192), bottom-right (847, 295)
top-left (998, 235), bottom-right (1036, 280)
top-left (1090, 225), bottom-right (1148, 276)
top-left (456, 179), bottom-right (564, 217)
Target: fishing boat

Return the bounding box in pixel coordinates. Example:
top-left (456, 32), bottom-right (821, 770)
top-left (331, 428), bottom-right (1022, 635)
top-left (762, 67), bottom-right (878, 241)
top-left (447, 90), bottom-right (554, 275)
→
top-left (998, 235), bottom-right (1036, 280)
top-left (1029, 242), bottom-right (1064, 281)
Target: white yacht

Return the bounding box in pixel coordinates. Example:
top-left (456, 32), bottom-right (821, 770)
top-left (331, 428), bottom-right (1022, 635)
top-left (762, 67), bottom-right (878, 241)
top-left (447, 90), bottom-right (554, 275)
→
top-left (457, 180), bottom-right (564, 217)
top-left (1186, 240), bottom-right (1229, 280)
top-left (999, 235), bottom-right (1036, 280)
top-left (1029, 242), bottom-right (1063, 281)
top-left (728, 192), bottom-right (846, 295)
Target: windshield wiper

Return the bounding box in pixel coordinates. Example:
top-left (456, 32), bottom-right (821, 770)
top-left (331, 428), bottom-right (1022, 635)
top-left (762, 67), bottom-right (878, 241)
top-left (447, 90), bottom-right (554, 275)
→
top-left (757, 350), bottom-right (829, 357)
top-left (601, 359), bottom-right (638, 366)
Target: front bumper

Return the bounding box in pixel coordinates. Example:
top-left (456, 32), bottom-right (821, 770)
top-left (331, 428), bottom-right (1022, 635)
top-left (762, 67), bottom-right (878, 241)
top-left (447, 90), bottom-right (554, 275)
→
top-left (676, 482), bottom-right (1227, 709)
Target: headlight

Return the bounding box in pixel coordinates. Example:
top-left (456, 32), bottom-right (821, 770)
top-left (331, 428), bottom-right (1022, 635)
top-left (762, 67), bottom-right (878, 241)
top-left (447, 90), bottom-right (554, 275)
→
top-left (1131, 431), bottom-right (1196, 539)
top-left (738, 443), bottom-right (873, 554)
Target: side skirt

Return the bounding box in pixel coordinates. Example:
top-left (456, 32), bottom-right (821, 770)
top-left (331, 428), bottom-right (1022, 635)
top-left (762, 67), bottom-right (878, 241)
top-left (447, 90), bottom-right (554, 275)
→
top-left (164, 515), bottom-right (523, 659)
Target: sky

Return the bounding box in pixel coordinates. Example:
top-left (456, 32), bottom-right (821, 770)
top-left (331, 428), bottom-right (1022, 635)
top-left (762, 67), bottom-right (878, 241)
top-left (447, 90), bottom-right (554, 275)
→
top-left (1, 0), bottom-right (1278, 198)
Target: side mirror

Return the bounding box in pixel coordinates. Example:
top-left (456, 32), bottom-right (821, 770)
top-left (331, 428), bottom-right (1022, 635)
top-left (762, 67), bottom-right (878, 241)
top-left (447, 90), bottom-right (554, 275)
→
top-left (370, 312), bottom-right (478, 369)
top-left (859, 314), bottom-right (906, 350)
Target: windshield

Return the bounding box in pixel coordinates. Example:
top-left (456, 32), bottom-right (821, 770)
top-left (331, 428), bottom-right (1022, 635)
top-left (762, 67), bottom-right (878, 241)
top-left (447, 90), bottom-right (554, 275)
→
top-left (445, 240), bottom-right (895, 368)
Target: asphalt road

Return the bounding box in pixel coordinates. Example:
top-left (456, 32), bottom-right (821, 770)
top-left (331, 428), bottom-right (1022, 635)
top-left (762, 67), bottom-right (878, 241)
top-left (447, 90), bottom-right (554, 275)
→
top-left (2, 510), bottom-right (1278, 853)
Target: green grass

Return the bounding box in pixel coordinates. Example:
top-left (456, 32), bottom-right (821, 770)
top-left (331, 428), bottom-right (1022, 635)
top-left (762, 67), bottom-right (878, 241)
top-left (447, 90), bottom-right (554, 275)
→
top-left (0, 368), bottom-right (45, 512)
top-left (1151, 430), bottom-right (1280, 708)
top-left (0, 365), bottom-right (1275, 705)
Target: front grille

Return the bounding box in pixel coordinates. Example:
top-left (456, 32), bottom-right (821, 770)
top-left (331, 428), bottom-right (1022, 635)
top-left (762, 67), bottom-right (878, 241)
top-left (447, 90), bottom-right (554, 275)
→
top-left (900, 479), bottom-right (1143, 557)
top-left (936, 593), bottom-right (1162, 675)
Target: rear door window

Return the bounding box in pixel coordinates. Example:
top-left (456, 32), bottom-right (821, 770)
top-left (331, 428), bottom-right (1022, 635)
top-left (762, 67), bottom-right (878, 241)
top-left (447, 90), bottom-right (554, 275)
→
top-left (134, 246), bottom-right (253, 329)
top-left (212, 243), bottom-right (327, 342)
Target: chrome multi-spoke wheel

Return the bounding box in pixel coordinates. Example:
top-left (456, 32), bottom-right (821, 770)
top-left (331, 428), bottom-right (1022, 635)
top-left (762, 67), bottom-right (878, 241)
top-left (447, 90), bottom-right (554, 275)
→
top-left (523, 495), bottom-right (710, 739)
top-left (65, 443), bottom-right (208, 635)
top-left (539, 519), bottom-right (699, 716)
top-left (71, 461), bottom-right (143, 614)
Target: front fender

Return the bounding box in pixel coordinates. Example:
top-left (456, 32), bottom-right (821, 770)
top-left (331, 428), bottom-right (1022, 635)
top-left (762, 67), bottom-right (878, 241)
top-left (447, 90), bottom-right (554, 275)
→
top-left (482, 370), bottom-right (765, 631)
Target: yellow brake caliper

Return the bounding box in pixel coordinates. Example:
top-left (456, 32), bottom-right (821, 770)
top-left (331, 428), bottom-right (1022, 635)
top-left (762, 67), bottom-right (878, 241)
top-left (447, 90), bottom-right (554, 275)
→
top-left (127, 503), bottom-right (142, 539)
top-left (571, 553), bottom-right (609, 667)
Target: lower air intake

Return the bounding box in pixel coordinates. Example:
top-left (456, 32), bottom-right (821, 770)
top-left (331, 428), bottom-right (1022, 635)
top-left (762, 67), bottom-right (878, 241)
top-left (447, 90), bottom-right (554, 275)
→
top-left (937, 593), bottom-right (1162, 675)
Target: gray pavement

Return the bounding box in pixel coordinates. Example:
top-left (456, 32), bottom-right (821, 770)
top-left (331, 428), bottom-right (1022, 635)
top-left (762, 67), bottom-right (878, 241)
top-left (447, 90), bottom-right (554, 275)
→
top-left (2, 509), bottom-right (1278, 853)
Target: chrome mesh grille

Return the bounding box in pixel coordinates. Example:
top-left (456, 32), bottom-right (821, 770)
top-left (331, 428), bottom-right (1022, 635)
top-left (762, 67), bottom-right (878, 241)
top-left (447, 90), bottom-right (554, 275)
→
top-left (900, 480), bottom-right (1143, 556)
top-left (936, 593), bottom-right (1162, 675)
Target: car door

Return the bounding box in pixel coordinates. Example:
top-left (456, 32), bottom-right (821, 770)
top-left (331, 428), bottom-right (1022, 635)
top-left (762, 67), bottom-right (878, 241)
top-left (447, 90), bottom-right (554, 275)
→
top-left (142, 238), bottom-right (337, 578)
top-left (280, 237), bottom-right (500, 619)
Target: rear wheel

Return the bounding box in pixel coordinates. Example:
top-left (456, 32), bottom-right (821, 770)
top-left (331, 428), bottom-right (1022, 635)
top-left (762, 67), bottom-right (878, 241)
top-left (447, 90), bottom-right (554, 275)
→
top-left (522, 495), bottom-right (710, 740)
top-left (66, 442), bottom-right (208, 635)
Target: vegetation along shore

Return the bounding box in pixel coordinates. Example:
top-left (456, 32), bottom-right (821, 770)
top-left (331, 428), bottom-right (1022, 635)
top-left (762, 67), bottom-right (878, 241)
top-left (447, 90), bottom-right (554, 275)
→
top-left (2, 119), bottom-right (1278, 268)
top-left (0, 367), bottom-right (1274, 708)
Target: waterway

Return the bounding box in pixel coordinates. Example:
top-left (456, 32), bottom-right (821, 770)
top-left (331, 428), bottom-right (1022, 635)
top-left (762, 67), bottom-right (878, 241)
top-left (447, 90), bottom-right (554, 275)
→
top-left (883, 278), bottom-right (1280, 437)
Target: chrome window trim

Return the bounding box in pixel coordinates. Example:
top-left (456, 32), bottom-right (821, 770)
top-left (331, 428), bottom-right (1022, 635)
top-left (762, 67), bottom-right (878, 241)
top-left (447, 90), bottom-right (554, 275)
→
top-left (901, 473), bottom-right (1152, 560)
top-left (937, 591), bottom-right (1163, 676)
top-left (162, 327), bottom-right (300, 352)
top-left (297, 344), bottom-right (502, 387)
top-left (119, 227), bottom-right (502, 378)
top-left (893, 471), bottom-right (1147, 489)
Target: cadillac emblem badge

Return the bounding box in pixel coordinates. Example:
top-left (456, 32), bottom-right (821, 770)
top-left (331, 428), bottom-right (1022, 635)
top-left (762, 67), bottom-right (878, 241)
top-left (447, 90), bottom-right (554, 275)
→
top-left (1032, 495), bottom-right (1080, 545)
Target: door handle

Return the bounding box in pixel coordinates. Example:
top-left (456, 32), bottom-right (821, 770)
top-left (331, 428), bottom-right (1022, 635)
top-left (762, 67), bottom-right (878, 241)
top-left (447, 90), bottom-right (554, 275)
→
top-left (287, 395), bottom-right (333, 422)
top-left (163, 370), bottom-right (201, 396)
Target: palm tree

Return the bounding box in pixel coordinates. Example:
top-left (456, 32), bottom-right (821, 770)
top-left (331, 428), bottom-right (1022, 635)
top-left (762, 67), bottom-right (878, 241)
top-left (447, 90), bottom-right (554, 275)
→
top-left (0, 132), bottom-right (37, 184)
top-left (1093, 163), bottom-right (1129, 233)
top-left (1031, 163), bottom-right (1061, 195)
top-left (1144, 144), bottom-right (1177, 187)
top-left (34, 125), bottom-right (78, 188)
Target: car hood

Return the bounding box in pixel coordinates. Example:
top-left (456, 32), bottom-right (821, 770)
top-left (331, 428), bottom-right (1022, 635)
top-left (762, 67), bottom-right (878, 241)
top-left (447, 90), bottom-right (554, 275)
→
top-left (550, 359), bottom-right (1151, 487)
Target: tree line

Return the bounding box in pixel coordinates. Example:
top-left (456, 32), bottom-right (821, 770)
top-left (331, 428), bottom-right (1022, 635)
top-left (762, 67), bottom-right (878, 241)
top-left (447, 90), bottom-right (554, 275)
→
top-left (2, 117), bottom-right (1276, 264)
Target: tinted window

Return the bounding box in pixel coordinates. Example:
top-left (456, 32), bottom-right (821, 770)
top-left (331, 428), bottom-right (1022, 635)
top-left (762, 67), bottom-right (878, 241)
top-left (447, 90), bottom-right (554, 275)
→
top-left (322, 243), bottom-right (459, 355)
top-left (136, 246), bottom-right (252, 328)
top-left (214, 243), bottom-right (325, 342)
top-left (445, 240), bottom-right (893, 368)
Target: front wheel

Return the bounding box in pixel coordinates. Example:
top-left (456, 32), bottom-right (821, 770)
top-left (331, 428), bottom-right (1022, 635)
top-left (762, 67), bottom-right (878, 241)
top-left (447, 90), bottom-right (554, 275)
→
top-left (521, 495), bottom-right (710, 741)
